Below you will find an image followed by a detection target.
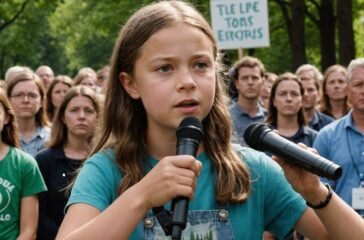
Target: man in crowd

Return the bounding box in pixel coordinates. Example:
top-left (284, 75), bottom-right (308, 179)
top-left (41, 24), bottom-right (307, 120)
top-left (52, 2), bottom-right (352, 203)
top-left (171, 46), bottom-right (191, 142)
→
top-left (35, 65), bottom-right (54, 89)
top-left (314, 58), bottom-right (364, 217)
top-left (229, 56), bottom-right (267, 145)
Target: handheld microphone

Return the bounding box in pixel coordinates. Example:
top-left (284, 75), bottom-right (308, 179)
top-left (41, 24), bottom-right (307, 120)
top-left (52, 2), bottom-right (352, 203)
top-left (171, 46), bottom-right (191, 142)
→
top-left (171, 116), bottom-right (203, 240)
top-left (243, 123), bottom-right (342, 180)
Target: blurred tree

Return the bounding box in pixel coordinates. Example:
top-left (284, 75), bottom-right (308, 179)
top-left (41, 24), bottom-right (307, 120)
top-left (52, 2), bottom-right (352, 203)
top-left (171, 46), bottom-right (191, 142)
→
top-left (0, 0), bottom-right (30, 31)
top-left (1, 0), bottom-right (363, 78)
top-left (337, 0), bottom-right (355, 66)
top-left (0, 0), bottom-right (65, 78)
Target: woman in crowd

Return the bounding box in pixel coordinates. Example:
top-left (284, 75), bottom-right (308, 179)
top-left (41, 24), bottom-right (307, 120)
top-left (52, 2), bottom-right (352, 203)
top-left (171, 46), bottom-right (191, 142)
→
top-left (46, 75), bottom-right (73, 122)
top-left (6, 68), bottom-right (50, 156)
top-left (266, 72), bottom-right (317, 147)
top-left (320, 64), bottom-right (351, 119)
top-left (0, 88), bottom-right (46, 239)
top-left (36, 86), bottom-right (100, 240)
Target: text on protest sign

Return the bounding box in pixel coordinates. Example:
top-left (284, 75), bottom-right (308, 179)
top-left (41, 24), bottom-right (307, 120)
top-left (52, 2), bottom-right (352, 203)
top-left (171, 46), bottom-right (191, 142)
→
top-left (210, 0), bottom-right (270, 50)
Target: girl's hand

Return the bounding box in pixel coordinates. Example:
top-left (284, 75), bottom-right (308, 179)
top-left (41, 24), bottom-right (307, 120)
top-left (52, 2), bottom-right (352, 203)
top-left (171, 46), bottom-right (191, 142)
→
top-left (272, 143), bottom-right (327, 204)
top-left (134, 155), bottom-right (202, 210)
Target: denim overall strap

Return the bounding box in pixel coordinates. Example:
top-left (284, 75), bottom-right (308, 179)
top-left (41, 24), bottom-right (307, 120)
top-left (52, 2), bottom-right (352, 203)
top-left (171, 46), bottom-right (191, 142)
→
top-left (143, 208), bottom-right (235, 240)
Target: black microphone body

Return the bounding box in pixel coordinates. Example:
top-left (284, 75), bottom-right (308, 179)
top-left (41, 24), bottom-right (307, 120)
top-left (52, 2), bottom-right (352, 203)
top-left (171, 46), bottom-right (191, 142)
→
top-left (244, 123), bottom-right (342, 180)
top-left (171, 117), bottom-right (203, 240)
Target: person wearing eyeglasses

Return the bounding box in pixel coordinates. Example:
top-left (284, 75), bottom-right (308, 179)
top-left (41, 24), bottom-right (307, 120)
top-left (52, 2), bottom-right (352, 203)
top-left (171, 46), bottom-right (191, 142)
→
top-left (6, 68), bottom-right (51, 157)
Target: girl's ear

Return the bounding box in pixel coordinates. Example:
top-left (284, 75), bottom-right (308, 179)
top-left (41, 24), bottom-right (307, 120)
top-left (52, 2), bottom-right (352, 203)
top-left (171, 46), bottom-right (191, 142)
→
top-left (119, 72), bottom-right (140, 99)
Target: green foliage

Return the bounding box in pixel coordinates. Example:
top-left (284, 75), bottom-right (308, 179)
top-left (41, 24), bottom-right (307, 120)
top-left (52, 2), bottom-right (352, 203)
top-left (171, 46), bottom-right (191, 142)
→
top-left (0, 0), bottom-right (64, 77)
top-left (48, 0), bottom-right (157, 74)
top-left (1, 0), bottom-right (363, 78)
top-left (353, 1), bottom-right (364, 57)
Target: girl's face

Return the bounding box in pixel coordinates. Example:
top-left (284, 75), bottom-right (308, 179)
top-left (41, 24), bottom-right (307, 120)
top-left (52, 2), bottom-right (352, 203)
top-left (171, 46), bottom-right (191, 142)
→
top-left (63, 95), bottom-right (97, 139)
top-left (52, 82), bottom-right (70, 108)
top-left (273, 80), bottom-right (302, 117)
top-left (325, 71), bottom-right (347, 101)
top-left (9, 80), bottom-right (42, 120)
top-left (122, 23), bottom-right (216, 134)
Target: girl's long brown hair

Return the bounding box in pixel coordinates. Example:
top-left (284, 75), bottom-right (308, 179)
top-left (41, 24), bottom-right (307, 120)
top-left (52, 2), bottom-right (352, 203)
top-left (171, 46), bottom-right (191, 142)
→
top-left (0, 88), bottom-right (20, 147)
top-left (91, 1), bottom-right (251, 203)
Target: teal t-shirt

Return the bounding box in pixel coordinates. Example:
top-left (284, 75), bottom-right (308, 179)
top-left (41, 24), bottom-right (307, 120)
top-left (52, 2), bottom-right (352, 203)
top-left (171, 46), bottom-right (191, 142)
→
top-left (0, 147), bottom-right (47, 239)
top-left (67, 145), bottom-right (306, 239)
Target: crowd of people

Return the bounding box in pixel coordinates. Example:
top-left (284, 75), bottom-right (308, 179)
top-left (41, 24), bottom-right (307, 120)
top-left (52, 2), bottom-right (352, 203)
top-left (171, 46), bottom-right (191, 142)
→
top-left (0, 1), bottom-right (364, 240)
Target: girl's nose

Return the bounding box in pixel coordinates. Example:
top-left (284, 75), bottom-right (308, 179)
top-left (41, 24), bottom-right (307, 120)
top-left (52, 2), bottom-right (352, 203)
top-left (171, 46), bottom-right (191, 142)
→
top-left (177, 70), bottom-right (196, 90)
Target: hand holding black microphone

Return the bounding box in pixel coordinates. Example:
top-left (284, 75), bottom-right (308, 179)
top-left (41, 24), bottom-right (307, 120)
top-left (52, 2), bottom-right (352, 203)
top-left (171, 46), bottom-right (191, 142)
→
top-left (243, 123), bottom-right (342, 181)
top-left (171, 116), bottom-right (203, 240)
top-left (152, 116), bottom-right (204, 240)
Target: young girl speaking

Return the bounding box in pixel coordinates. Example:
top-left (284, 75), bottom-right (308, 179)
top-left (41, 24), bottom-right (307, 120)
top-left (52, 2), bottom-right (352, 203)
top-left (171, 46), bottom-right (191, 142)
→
top-left (57, 1), bottom-right (364, 239)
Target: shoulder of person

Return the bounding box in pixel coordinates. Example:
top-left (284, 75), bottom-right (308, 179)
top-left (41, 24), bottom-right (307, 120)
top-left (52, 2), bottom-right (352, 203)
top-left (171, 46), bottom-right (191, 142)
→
top-left (34, 146), bottom-right (61, 168)
top-left (317, 111), bottom-right (335, 122)
top-left (83, 148), bottom-right (118, 171)
top-left (232, 143), bottom-right (276, 169)
top-left (8, 147), bottom-right (40, 169)
top-left (303, 126), bottom-right (318, 136)
top-left (317, 115), bottom-right (346, 135)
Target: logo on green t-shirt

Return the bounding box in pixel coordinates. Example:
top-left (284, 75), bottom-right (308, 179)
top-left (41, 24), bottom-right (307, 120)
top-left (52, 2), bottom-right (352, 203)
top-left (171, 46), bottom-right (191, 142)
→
top-left (0, 177), bottom-right (14, 221)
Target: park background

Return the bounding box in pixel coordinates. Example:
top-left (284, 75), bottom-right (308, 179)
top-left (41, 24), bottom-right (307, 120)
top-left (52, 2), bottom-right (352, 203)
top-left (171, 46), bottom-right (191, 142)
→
top-left (0, 0), bottom-right (363, 78)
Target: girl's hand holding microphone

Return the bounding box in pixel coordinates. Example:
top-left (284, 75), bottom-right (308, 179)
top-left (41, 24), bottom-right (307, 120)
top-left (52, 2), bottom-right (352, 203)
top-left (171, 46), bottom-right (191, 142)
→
top-left (134, 155), bottom-right (202, 211)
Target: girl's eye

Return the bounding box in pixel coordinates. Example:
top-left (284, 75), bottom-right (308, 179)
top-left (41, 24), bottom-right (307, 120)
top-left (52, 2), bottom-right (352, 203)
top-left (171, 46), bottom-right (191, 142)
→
top-left (158, 65), bottom-right (172, 73)
top-left (194, 62), bottom-right (208, 69)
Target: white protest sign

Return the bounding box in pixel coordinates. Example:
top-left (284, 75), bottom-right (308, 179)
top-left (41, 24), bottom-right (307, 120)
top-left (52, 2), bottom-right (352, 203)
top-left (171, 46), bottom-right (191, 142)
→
top-left (210, 0), bottom-right (270, 49)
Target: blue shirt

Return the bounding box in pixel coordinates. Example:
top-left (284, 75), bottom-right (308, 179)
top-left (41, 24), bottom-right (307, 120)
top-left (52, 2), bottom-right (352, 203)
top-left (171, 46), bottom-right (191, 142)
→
top-left (67, 145), bottom-right (306, 239)
top-left (229, 100), bottom-right (267, 146)
top-left (20, 126), bottom-right (51, 157)
top-left (309, 111), bottom-right (335, 132)
top-left (313, 111), bottom-right (364, 208)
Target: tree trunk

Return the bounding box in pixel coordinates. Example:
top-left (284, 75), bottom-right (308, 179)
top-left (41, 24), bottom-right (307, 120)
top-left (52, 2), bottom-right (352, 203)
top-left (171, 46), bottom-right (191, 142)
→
top-left (291, 0), bottom-right (307, 71)
top-left (337, 0), bottom-right (355, 66)
top-left (320, 0), bottom-right (336, 71)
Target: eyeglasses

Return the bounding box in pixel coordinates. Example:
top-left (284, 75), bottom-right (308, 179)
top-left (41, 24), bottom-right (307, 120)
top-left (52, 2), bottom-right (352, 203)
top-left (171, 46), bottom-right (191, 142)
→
top-left (10, 92), bottom-right (40, 100)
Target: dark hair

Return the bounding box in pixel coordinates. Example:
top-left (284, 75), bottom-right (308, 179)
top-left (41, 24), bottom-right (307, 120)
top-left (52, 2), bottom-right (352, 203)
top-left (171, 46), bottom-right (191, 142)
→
top-left (0, 88), bottom-right (19, 147)
top-left (265, 72), bottom-right (306, 126)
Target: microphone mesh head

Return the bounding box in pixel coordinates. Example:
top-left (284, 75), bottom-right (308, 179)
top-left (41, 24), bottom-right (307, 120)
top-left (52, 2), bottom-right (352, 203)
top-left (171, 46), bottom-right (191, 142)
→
top-left (244, 123), bottom-right (271, 150)
top-left (176, 116), bottom-right (203, 142)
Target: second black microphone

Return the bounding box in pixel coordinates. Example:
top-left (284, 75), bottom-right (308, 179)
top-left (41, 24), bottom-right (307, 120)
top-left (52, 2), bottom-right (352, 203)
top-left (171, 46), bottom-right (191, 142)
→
top-left (243, 123), bottom-right (342, 181)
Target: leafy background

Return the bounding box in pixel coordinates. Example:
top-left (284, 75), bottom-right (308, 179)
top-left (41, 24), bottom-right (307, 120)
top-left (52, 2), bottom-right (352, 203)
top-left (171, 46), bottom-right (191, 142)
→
top-left (1, 0), bottom-right (363, 78)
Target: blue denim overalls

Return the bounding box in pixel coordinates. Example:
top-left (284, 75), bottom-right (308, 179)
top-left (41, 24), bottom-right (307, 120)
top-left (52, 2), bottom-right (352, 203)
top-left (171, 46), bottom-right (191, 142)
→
top-left (143, 208), bottom-right (234, 239)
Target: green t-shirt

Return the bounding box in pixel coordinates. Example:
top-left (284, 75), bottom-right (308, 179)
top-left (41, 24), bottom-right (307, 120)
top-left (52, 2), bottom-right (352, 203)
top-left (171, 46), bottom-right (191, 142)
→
top-left (0, 147), bottom-right (47, 240)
